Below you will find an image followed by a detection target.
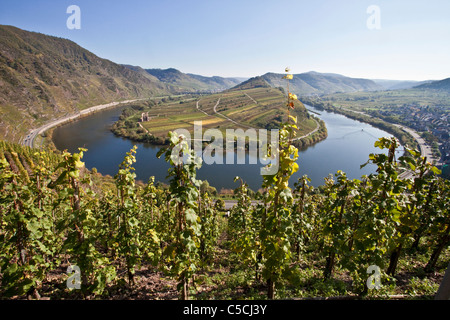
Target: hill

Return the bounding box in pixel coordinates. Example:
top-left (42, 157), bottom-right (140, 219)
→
top-left (371, 79), bottom-right (433, 90)
top-left (414, 77), bottom-right (450, 92)
top-left (143, 68), bottom-right (244, 93)
top-left (111, 84), bottom-right (327, 149)
top-left (262, 71), bottom-right (383, 96)
top-left (0, 25), bottom-right (171, 143)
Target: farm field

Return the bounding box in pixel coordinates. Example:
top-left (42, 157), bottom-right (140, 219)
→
top-left (121, 86), bottom-right (319, 143)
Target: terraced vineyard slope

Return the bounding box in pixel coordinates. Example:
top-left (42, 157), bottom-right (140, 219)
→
top-left (111, 78), bottom-right (327, 147)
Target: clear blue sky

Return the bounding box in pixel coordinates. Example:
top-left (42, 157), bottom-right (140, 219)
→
top-left (1, 0), bottom-right (449, 80)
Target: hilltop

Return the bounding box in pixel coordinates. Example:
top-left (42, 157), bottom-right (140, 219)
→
top-left (261, 71), bottom-right (383, 96)
top-left (228, 76), bottom-right (272, 91)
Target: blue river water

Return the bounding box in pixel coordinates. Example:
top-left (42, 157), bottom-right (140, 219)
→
top-left (52, 104), bottom-right (399, 191)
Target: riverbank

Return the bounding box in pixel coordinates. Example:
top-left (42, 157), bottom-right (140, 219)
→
top-left (292, 117), bottom-right (328, 150)
top-left (301, 98), bottom-right (419, 152)
top-left (21, 99), bottom-right (147, 149)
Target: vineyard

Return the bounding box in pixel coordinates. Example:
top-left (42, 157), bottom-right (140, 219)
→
top-left (0, 73), bottom-right (449, 301)
top-left (110, 86), bottom-right (326, 149)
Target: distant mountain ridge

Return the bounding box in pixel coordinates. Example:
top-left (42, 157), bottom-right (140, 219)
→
top-left (142, 67), bottom-right (244, 93)
top-left (414, 77), bottom-right (450, 92)
top-left (371, 79), bottom-right (434, 90)
top-left (261, 71), bottom-right (383, 95)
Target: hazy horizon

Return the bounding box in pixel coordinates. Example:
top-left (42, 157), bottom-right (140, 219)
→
top-left (1, 0), bottom-right (449, 81)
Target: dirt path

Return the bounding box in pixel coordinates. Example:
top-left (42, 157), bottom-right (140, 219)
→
top-left (244, 92), bottom-right (257, 104)
top-left (196, 99), bottom-right (210, 116)
top-left (292, 118), bottom-right (320, 141)
top-left (212, 98), bottom-right (254, 129)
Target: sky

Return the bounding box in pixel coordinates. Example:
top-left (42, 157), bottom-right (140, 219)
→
top-left (1, 0), bottom-right (449, 81)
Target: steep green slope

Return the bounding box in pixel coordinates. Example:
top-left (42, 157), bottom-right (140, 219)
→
top-left (0, 25), bottom-right (170, 142)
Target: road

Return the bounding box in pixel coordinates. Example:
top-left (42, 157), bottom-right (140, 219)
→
top-left (21, 99), bottom-right (144, 148)
top-left (395, 124), bottom-right (438, 180)
top-left (393, 124), bottom-right (435, 162)
top-left (212, 98), bottom-right (254, 129)
top-left (292, 118), bottom-right (320, 141)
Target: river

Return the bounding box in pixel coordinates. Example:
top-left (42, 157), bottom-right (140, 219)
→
top-left (52, 104), bottom-right (400, 191)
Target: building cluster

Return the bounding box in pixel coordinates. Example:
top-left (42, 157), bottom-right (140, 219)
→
top-left (401, 106), bottom-right (448, 133)
top-left (380, 105), bottom-right (449, 174)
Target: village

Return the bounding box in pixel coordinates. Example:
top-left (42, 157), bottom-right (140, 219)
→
top-left (372, 104), bottom-right (449, 177)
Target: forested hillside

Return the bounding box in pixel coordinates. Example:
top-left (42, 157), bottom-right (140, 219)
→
top-left (0, 25), bottom-right (171, 143)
